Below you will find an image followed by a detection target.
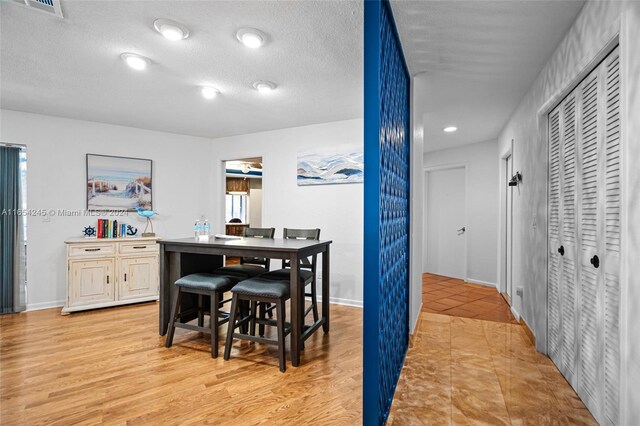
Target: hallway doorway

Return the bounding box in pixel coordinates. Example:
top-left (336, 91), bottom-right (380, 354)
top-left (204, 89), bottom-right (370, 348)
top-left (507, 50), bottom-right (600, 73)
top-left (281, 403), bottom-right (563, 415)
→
top-left (424, 166), bottom-right (466, 280)
top-left (503, 153), bottom-right (514, 304)
top-left (223, 157), bottom-right (263, 266)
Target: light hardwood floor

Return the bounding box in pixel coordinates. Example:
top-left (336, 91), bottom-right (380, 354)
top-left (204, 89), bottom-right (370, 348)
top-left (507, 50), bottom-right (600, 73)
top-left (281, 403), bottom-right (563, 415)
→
top-left (0, 302), bottom-right (362, 425)
top-left (2, 297), bottom-right (597, 425)
top-left (389, 312), bottom-right (596, 425)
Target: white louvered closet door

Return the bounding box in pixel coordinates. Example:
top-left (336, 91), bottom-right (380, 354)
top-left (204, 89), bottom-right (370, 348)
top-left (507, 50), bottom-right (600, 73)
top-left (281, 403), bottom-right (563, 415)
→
top-left (577, 61), bottom-right (603, 419)
top-left (548, 46), bottom-right (621, 425)
top-left (547, 92), bottom-right (580, 388)
top-left (560, 93), bottom-right (579, 388)
top-left (547, 104), bottom-right (563, 371)
top-left (602, 48), bottom-right (621, 426)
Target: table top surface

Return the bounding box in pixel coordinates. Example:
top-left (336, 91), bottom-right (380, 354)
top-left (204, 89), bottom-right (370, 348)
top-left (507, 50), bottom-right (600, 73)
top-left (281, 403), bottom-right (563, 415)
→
top-left (159, 237), bottom-right (332, 252)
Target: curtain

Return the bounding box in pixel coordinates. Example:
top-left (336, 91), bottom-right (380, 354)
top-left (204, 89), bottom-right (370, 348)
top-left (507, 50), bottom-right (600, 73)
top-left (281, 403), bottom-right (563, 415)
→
top-left (1, 146), bottom-right (26, 314)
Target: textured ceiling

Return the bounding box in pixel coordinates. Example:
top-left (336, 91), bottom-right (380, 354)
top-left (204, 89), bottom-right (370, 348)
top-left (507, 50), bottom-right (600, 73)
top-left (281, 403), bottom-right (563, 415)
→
top-left (0, 1), bottom-right (363, 139)
top-left (391, 0), bottom-right (585, 152)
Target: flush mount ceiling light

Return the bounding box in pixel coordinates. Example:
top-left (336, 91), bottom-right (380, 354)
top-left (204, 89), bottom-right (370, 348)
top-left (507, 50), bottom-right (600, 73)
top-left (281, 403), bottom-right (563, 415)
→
top-left (120, 53), bottom-right (149, 71)
top-left (236, 28), bottom-right (266, 48)
top-left (201, 86), bottom-right (219, 100)
top-left (153, 19), bottom-right (190, 41)
top-left (253, 80), bottom-right (277, 93)
top-left (443, 126), bottom-right (458, 133)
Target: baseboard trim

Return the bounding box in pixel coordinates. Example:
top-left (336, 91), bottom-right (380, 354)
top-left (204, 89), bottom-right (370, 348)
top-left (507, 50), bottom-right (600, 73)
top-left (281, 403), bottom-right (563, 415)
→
top-left (510, 306), bottom-right (520, 321)
top-left (409, 306), bottom-right (424, 347)
top-left (411, 303), bottom-right (423, 332)
top-left (25, 297), bottom-right (360, 312)
top-left (520, 316), bottom-right (536, 346)
top-left (315, 296), bottom-right (362, 308)
top-left (466, 278), bottom-right (497, 288)
top-left (26, 300), bottom-right (65, 312)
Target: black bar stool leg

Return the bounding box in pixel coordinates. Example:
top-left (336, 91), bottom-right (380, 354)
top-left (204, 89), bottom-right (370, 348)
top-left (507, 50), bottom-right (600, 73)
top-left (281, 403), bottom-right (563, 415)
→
top-left (258, 302), bottom-right (266, 337)
top-left (198, 294), bottom-right (204, 328)
top-left (165, 287), bottom-right (182, 348)
top-left (211, 291), bottom-right (220, 358)
top-left (239, 300), bottom-right (249, 334)
top-left (224, 295), bottom-right (239, 361)
top-left (250, 300), bottom-right (258, 336)
top-left (276, 299), bottom-right (286, 372)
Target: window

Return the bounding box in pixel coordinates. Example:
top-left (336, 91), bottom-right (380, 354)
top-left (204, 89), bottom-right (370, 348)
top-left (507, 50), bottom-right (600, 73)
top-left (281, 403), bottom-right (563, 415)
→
top-left (225, 194), bottom-right (248, 223)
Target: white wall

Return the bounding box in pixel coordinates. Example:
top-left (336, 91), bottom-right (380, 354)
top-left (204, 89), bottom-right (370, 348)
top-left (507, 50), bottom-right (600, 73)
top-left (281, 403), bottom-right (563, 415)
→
top-left (409, 77), bottom-right (425, 333)
top-left (210, 119), bottom-right (364, 306)
top-left (0, 109), bottom-right (214, 310)
top-left (496, 2), bottom-right (640, 423)
top-left (0, 112), bottom-right (364, 309)
top-left (423, 139), bottom-right (499, 286)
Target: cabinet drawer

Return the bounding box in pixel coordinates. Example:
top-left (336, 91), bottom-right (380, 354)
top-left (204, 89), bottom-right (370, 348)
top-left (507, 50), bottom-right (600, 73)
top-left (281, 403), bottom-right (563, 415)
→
top-left (119, 242), bottom-right (159, 254)
top-left (68, 244), bottom-right (115, 257)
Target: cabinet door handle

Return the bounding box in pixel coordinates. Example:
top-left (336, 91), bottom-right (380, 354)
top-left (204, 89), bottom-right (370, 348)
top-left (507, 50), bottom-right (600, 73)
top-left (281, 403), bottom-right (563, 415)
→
top-left (590, 255), bottom-right (600, 269)
top-left (85, 248), bottom-right (100, 252)
top-left (124, 273), bottom-right (127, 282)
top-left (106, 276), bottom-right (110, 284)
top-left (558, 246), bottom-right (565, 256)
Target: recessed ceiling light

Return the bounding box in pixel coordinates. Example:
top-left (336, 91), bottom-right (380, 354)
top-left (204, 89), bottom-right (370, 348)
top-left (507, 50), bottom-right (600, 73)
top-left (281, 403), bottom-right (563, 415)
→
top-left (253, 80), bottom-right (277, 93)
top-left (120, 53), bottom-right (149, 71)
top-left (201, 86), bottom-right (219, 100)
top-left (443, 126), bottom-right (458, 133)
top-left (237, 28), bottom-right (266, 48)
top-left (153, 19), bottom-right (190, 41)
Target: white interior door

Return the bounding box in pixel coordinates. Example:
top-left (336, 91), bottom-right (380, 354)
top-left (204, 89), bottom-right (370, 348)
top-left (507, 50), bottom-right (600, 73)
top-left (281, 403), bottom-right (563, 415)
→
top-left (560, 92), bottom-right (579, 388)
top-left (425, 167), bottom-right (466, 279)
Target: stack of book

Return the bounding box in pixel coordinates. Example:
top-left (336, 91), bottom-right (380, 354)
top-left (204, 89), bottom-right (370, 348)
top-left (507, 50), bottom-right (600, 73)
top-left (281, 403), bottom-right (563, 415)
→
top-left (96, 219), bottom-right (129, 239)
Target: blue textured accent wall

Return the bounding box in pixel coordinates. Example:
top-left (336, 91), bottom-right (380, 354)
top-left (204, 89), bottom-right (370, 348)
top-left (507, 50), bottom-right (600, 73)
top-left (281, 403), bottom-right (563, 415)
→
top-left (363, 1), bottom-right (411, 424)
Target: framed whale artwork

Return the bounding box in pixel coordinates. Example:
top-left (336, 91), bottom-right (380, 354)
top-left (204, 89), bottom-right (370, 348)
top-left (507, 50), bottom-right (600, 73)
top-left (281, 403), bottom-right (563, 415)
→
top-left (296, 144), bottom-right (363, 186)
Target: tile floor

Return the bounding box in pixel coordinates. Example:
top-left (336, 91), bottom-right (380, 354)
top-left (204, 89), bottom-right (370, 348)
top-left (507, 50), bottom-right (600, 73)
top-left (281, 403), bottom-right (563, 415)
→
top-left (388, 313), bottom-right (596, 425)
top-left (423, 273), bottom-right (518, 324)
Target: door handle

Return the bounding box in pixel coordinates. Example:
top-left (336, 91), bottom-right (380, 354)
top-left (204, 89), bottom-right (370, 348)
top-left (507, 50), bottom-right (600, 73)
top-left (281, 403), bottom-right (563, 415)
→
top-left (558, 246), bottom-right (564, 256)
top-left (590, 255), bottom-right (600, 269)
top-left (457, 227), bottom-right (466, 235)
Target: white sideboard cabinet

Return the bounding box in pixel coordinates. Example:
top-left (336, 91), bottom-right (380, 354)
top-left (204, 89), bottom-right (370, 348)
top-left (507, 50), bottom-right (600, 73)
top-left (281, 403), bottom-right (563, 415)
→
top-left (63, 237), bottom-right (160, 314)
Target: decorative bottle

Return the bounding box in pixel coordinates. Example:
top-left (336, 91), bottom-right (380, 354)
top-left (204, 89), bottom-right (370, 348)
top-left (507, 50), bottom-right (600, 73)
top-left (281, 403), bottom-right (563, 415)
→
top-left (194, 218), bottom-right (202, 240)
top-left (202, 216), bottom-right (211, 239)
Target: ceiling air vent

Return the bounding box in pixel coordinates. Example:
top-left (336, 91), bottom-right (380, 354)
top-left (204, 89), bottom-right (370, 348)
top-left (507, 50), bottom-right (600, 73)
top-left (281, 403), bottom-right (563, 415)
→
top-left (13, 0), bottom-right (63, 18)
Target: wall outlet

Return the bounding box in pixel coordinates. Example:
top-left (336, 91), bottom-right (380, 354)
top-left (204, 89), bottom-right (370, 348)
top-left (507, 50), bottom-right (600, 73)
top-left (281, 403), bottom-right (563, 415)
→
top-left (516, 287), bottom-right (523, 297)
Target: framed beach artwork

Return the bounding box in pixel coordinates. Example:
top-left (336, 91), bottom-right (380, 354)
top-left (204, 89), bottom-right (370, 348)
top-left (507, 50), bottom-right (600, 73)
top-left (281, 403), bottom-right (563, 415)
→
top-left (297, 144), bottom-right (364, 186)
top-left (86, 154), bottom-right (152, 211)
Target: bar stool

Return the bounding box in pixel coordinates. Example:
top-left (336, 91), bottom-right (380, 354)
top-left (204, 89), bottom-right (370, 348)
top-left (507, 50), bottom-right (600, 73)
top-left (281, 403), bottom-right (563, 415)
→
top-left (165, 273), bottom-right (240, 358)
top-left (260, 228), bottom-right (320, 323)
top-left (223, 277), bottom-right (291, 372)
